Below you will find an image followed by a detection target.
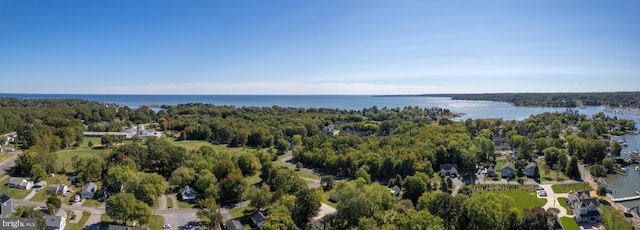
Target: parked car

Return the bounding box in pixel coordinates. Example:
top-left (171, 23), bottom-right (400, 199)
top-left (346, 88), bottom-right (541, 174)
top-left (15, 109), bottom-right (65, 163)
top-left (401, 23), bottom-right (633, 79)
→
top-left (163, 224), bottom-right (171, 229)
top-left (535, 186), bottom-right (544, 191)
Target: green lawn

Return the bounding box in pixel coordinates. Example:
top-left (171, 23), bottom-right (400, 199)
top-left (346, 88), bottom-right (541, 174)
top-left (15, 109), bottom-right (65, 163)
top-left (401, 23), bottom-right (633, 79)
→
top-left (472, 189), bottom-right (547, 214)
top-left (82, 199), bottom-right (102, 207)
top-left (56, 148), bottom-right (110, 172)
top-left (273, 154), bottom-right (320, 181)
top-left (557, 197), bottom-right (573, 215)
top-left (601, 203), bottom-right (634, 230)
top-left (143, 215), bottom-right (164, 230)
top-left (0, 152), bottom-right (14, 163)
top-left (177, 200), bottom-right (196, 209)
top-left (560, 217), bottom-right (579, 230)
top-left (245, 175), bottom-right (262, 185)
top-left (229, 206), bottom-right (254, 219)
top-left (536, 160), bottom-right (571, 181)
top-left (166, 137), bottom-right (248, 153)
top-left (66, 212), bottom-right (92, 230)
top-left (166, 196), bottom-right (173, 209)
top-left (29, 189), bottom-right (51, 202)
top-left (0, 176), bottom-right (32, 199)
top-left (551, 182), bottom-right (590, 193)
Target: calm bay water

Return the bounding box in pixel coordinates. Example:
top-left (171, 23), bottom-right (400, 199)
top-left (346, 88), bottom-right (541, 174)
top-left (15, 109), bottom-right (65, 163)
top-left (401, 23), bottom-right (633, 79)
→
top-left (0, 94), bottom-right (610, 120)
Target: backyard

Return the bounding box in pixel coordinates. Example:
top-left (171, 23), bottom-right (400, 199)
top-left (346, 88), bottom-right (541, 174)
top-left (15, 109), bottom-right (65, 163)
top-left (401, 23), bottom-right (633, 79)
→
top-left (551, 182), bottom-right (590, 193)
top-left (0, 176), bottom-right (33, 199)
top-left (469, 184), bottom-right (547, 214)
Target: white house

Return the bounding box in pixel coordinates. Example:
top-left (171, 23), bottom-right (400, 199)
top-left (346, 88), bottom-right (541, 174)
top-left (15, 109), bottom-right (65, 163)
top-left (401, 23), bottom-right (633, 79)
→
top-left (179, 186), bottom-right (196, 201)
top-left (7, 177), bottom-right (33, 190)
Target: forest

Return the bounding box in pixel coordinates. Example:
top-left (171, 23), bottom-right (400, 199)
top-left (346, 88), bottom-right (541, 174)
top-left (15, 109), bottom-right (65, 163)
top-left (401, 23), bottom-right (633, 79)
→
top-left (2, 98), bottom-right (638, 230)
top-left (412, 92), bottom-right (640, 108)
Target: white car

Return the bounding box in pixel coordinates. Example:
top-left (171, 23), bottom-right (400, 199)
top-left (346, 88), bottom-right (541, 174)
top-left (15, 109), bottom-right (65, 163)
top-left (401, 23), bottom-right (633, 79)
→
top-left (163, 224), bottom-right (171, 229)
top-left (535, 186), bottom-right (544, 191)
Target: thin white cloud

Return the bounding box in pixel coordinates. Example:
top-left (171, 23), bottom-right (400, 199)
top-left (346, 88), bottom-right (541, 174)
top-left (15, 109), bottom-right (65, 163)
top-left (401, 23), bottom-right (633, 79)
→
top-left (74, 82), bottom-right (461, 95)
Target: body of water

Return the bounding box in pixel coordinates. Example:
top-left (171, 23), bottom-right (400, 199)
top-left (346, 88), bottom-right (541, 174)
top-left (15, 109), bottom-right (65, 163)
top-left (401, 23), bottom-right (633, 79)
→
top-left (0, 94), bottom-right (612, 121)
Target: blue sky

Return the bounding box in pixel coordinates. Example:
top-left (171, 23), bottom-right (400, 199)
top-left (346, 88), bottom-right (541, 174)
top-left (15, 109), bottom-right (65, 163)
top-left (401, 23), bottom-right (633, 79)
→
top-left (1, 0), bottom-right (639, 94)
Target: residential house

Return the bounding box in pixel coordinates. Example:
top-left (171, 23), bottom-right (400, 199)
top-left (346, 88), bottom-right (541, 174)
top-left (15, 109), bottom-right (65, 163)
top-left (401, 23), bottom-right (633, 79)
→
top-left (251, 211), bottom-right (266, 229)
top-left (6, 134), bottom-right (15, 142)
top-left (179, 185), bottom-right (196, 201)
top-left (81, 182), bottom-right (98, 199)
top-left (501, 163), bottom-right (515, 178)
top-left (439, 164), bottom-right (459, 177)
top-left (567, 191), bottom-right (602, 223)
top-left (226, 220), bottom-right (243, 230)
top-left (7, 177), bottom-right (33, 190)
top-left (3, 148), bottom-right (14, 152)
top-left (44, 208), bottom-right (67, 230)
top-left (108, 225), bottom-right (148, 230)
top-left (47, 184), bottom-right (68, 195)
top-left (0, 193), bottom-right (12, 218)
top-left (525, 162), bottom-right (537, 178)
top-left (486, 164), bottom-right (496, 176)
top-left (388, 185), bottom-right (401, 196)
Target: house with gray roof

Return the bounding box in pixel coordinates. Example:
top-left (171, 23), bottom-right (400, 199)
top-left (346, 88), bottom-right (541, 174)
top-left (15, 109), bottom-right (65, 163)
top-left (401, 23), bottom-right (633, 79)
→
top-left (0, 193), bottom-right (12, 218)
top-left (251, 211), bottom-right (266, 229)
top-left (567, 191), bottom-right (602, 223)
top-left (44, 208), bottom-right (67, 230)
top-left (81, 182), bottom-right (98, 199)
top-left (226, 219), bottom-right (243, 230)
top-left (525, 162), bottom-right (537, 178)
top-left (7, 177), bottom-right (33, 190)
top-left (47, 184), bottom-right (68, 195)
top-left (501, 163), bottom-right (515, 178)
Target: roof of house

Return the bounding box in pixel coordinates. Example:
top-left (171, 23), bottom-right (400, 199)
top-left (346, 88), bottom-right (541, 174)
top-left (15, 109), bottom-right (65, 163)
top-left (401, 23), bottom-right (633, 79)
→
top-left (8, 177), bottom-right (26, 185)
top-left (440, 164), bottom-right (458, 171)
top-left (251, 211), bottom-right (266, 224)
top-left (48, 184), bottom-right (67, 193)
top-left (179, 186), bottom-right (194, 194)
top-left (44, 215), bottom-right (63, 228)
top-left (0, 194), bottom-right (10, 203)
top-left (108, 225), bottom-right (149, 230)
top-left (389, 185), bottom-right (401, 195)
top-left (226, 220), bottom-right (243, 230)
top-left (501, 163), bottom-right (515, 170)
top-left (82, 182), bottom-right (97, 193)
top-left (525, 162), bottom-right (537, 169)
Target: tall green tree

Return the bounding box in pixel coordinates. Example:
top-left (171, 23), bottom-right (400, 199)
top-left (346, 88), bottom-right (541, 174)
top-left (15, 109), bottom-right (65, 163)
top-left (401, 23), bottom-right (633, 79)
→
top-left (196, 197), bottom-right (223, 230)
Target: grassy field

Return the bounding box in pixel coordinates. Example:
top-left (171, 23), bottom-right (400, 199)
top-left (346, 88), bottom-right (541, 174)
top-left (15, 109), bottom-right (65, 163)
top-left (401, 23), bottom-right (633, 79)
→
top-left (66, 212), bottom-right (92, 230)
top-left (229, 206), bottom-right (254, 219)
top-left (245, 175), bottom-right (262, 185)
top-left (601, 203), bottom-right (634, 230)
top-left (0, 152), bottom-right (14, 163)
top-left (0, 176), bottom-right (32, 199)
top-left (143, 215), bottom-right (165, 230)
top-left (177, 200), bottom-right (196, 209)
top-left (536, 159), bottom-right (571, 181)
top-left (560, 217), bottom-right (579, 230)
top-left (551, 182), bottom-right (590, 193)
top-left (557, 197), bottom-right (573, 215)
top-left (273, 154), bottom-right (320, 181)
top-left (472, 189), bottom-right (547, 214)
top-left (82, 199), bottom-right (102, 207)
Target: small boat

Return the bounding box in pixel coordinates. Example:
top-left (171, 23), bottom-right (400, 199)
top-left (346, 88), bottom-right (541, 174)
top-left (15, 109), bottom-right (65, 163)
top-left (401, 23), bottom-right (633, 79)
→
top-left (636, 166), bottom-right (639, 171)
top-left (621, 168), bottom-right (627, 172)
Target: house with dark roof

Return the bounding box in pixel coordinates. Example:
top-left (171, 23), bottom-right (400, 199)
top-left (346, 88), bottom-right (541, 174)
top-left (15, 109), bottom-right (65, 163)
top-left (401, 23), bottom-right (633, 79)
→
top-left (501, 163), bottom-right (515, 178)
top-left (226, 219), bottom-right (243, 230)
top-left (179, 186), bottom-right (196, 201)
top-left (81, 182), bottom-right (98, 199)
top-left (251, 211), bottom-right (266, 229)
top-left (7, 177), bottom-right (33, 190)
top-left (47, 184), bottom-right (68, 195)
top-left (0, 193), bottom-right (12, 218)
top-left (44, 208), bottom-right (67, 230)
top-left (567, 191), bottom-right (602, 223)
top-left (108, 225), bottom-right (148, 230)
top-left (439, 164), bottom-right (458, 177)
top-left (486, 164), bottom-right (496, 176)
top-left (525, 162), bottom-right (537, 178)
top-left (388, 185), bottom-right (401, 196)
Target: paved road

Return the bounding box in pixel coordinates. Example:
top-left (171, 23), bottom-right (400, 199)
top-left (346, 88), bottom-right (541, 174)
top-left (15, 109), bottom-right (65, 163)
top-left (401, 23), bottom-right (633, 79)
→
top-left (0, 153), bottom-right (18, 174)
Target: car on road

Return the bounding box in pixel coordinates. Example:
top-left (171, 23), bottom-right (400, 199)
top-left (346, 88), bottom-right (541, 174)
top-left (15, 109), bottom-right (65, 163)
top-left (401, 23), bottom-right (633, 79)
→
top-left (535, 186), bottom-right (544, 191)
top-left (163, 224), bottom-right (171, 229)
top-left (537, 191), bottom-right (547, 197)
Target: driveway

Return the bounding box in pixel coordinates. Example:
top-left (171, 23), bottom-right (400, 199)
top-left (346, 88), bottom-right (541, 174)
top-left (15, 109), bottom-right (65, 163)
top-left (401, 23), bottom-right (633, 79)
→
top-left (160, 212), bottom-right (199, 230)
top-left (539, 184), bottom-right (572, 218)
top-left (314, 203), bottom-right (337, 220)
top-left (158, 195), bottom-right (168, 210)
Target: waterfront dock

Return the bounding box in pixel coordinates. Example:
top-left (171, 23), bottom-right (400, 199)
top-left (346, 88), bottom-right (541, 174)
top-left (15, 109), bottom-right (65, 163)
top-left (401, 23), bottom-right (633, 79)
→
top-left (612, 191), bottom-right (640, 202)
